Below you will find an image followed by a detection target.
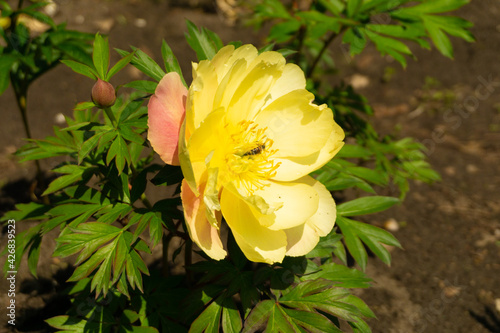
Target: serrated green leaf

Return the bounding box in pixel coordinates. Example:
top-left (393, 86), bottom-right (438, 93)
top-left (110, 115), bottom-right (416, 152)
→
top-left (337, 196), bottom-right (400, 216)
top-left (93, 33), bottom-right (109, 79)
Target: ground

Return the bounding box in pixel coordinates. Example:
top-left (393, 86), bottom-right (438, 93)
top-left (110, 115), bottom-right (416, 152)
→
top-left (0, 0), bottom-right (499, 332)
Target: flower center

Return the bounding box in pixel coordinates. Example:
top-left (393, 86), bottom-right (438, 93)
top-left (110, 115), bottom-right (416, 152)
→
top-left (224, 120), bottom-right (280, 193)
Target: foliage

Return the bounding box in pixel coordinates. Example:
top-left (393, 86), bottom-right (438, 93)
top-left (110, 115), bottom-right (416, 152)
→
top-left (0, 0), bottom-right (474, 332)
top-left (0, 0), bottom-right (93, 137)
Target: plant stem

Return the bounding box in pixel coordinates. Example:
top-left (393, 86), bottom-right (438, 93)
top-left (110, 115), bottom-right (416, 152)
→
top-left (12, 82), bottom-right (44, 186)
top-left (103, 107), bottom-right (117, 126)
top-left (306, 31), bottom-right (338, 79)
top-left (293, 24), bottom-right (307, 65)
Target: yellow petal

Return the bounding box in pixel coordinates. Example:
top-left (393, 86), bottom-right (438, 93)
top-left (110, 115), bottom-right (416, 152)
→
top-left (184, 108), bottom-right (226, 188)
top-left (272, 121), bottom-right (345, 182)
top-left (225, 54), bottom-right (285, 125)
top-left (181, 180), bottom-right (226, 260)
top-left (187, 60), bottom-right (218, 132)
top-left (285, 176), bottom-right (336, 256)
top-left (303, 175), bottom-right (337, 237)
top-left (253, 178), bottom-right (319, 231)
top-left (285, 223), bottom-right (319, 257)
top-left (265, 63), bottom-right (306, 108)
top-left (255, 90), bottom-right (334, 157)
top-left (220, 187), bottom-right (287, 264)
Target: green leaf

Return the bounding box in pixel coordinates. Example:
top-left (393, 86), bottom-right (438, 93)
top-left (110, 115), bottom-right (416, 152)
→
top-left (409, 0), bottom-right (470, 14)
top-left (57, 41), bottom-right (94, 67)
top-left (336, 145), bottom-right (372, 158)
top-left (43, 165), bottom-right (89, 195)
top-left (337, 196), bottom-right (400, 216)
top-left (306, 263), bottom-right (372, 289)
top-left (0, 54), bottom-right (17, 95)
top-left (92, 33), bottom-right (110, 79)
top-left (78, 131), bottom-right (108, 164)
top-left (116, 48), bottom-right (165, 82)
top-left (342, 27), bottom-right (367, 56)
top-left (185, 20), bottom-right (223, 61)
top-left (106, 134), bottom-right (130, 174)
top-left (46, 316), bottom-right (97, 331)
top-left (19, 8), bottom-right (55, 28)
top-left (347, 0), bottom-right (362, 17)
top-left (221, 298), bottom-right (242, 333)
top-left (161, 40), bottom-right (186, 86)
top-left (336, 216), bottom-right (401, 269)
top-left (124, 80), bottom-right (157, 94)
top-left (283, 308), bottom-right (342, 333)
top-left (364, 28), bottom-right (412, 67)
top-left (318, 0), bottom-right (345, 16)
top-left (59, 224), bottom-right (150, 296)
top-left (27, 234), bottom-right (42, 278)
top-left (107, 50), bottom-right (135, 80)
top-left (190, 299), bottom-right (223, 333)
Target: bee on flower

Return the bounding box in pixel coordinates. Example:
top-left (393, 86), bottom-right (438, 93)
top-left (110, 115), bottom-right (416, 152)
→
top-left (148, 44), bottom-right (345, 264)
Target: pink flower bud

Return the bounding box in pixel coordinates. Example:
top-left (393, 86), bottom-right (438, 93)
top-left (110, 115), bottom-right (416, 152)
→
top-left (91, 79), bottom-right (116, 107)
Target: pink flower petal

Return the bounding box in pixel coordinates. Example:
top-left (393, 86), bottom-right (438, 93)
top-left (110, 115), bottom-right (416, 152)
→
top-left (181, 180), bottom-right (226, 260)
top-left (148, 72), bottom-right (187, 166)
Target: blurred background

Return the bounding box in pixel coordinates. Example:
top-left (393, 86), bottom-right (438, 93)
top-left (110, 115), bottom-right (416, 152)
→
top-left (0, 0), bottom-right (499, 332)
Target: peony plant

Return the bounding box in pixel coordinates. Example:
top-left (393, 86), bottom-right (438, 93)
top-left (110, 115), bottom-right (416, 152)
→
top-left (0, 1), bottom-right (474, 331)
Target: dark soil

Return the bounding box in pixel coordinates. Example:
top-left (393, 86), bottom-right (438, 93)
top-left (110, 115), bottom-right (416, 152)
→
top-left (1, 0), bottom-right (499, 332)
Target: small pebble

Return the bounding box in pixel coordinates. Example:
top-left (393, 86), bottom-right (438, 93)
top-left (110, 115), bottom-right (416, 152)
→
top-left (384, 218), bottom-right (400, 232)
top-left (349, 74), bottom-right (370, 89)
top-left (466, 164), bottom-right (478, 173)
top-left (134, 18), bottom-right (147, 28)
top-left (54, 113), bottom-right (66, 125)
top-left (75, 15), bottom-right (85, 24)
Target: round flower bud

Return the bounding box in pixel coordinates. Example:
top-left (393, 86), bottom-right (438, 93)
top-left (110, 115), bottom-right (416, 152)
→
top-left (91, 78), bottom-right (116, 107)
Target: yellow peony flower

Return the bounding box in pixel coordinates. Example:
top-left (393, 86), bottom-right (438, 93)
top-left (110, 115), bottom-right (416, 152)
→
top-left (148, 44), bottom-right (345, 264)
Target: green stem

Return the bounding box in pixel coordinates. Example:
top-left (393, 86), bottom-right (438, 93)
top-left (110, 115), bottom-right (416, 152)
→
top-left (293, 25), bottom-right (307, 65)
top-left (306, 31), bottom-right (338, 79)
top-left (103, 107), bottom-right (117, 126)
top-left (12, 80), bottom-right (43, 183)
